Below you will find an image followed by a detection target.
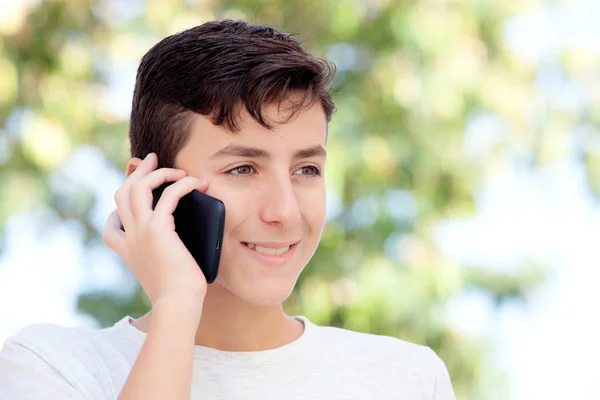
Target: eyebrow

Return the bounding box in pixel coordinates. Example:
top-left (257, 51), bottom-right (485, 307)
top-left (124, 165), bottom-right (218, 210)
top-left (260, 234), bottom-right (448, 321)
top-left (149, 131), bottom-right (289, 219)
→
top-left (210, 144), bottom-right (326, 160)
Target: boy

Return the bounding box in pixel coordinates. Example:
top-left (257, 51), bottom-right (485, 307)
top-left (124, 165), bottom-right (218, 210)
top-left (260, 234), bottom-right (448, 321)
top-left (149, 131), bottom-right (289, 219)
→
top-left (0, 20), bottom-right (455, 399)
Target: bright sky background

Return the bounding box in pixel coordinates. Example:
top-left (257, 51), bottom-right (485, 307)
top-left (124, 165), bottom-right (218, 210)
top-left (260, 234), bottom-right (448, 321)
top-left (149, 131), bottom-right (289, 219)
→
top-left (1, 1), bottom-right (600, 399)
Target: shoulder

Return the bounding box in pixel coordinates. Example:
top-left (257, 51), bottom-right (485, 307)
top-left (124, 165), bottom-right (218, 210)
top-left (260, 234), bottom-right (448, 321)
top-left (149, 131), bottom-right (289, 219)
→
top-left (6, 321), bottom-right (102, 362)
top-left (306, 321), bottom-right (455, 398)
top-left (0, 321), bottom-right (123, 399)
top-left (315, 323), bottom-right (441, 368)
top-left (9, 320), bottom-right (93, 344)
top-left (2, 322), bottom-right (102, 380)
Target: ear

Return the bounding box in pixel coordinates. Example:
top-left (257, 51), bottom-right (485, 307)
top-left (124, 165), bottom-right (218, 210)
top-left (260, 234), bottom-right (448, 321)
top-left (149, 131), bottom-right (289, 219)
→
top-left (126, 157), bottom-right (143, 177)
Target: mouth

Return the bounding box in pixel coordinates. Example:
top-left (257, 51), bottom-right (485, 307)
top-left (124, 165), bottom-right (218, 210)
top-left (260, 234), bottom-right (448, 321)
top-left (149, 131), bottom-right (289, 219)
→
top-left (241, 241), bottom-right (299, 265)
top-left (242, 242), bottom-right (293, 255)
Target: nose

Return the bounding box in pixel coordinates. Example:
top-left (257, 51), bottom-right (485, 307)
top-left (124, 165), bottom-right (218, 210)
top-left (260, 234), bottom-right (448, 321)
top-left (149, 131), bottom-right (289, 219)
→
top-left (259, 176), bottom-right (302, 229)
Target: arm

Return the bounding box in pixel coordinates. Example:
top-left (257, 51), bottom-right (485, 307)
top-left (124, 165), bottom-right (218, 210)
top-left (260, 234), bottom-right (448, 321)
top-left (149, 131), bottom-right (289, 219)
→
top-left (431, 352), bottom-right (456, 400)
top-left (118, 298), bottom-right (202, 400)
top-left (103, 153), bottom-right (210, 400)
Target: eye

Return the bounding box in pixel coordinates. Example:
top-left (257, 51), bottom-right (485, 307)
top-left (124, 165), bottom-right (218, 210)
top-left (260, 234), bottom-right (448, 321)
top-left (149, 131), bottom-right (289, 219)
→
top-left (293, 166), bottom-right (321, 176)
top-left (227, 165), bottom-right (255, 177)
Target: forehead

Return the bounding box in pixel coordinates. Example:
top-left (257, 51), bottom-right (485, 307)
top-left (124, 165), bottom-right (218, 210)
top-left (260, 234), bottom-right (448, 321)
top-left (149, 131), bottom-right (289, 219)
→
top-left (177, 100), bottom-right (328, 163)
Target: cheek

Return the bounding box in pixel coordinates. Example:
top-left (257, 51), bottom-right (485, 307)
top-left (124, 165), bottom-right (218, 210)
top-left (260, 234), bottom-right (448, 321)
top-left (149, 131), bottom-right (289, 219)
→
top-left (205, 182), bottom-right (249, 234)
top-left (300, 185), bottom-right (327, 228)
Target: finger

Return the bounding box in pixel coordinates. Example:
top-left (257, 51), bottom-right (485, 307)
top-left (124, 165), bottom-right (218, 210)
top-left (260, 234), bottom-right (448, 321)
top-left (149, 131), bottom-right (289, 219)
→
top-left (102, 209), bottom-right (127, 257)
top-left (152, 177), bottom-right (209, 218)
top-left (113, 153), bottom-right (158, 232)
top-left (114, 183), bottom-right (140, 235)
top-left (130, 168), bottom-right (187, 221)
top-left (127, 152), bottom-right (158, 182)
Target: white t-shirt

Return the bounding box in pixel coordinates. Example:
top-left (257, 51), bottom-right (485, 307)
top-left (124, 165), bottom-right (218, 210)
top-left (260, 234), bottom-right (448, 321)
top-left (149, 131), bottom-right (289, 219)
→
top-left (0, 316), bottom-right (455, 399)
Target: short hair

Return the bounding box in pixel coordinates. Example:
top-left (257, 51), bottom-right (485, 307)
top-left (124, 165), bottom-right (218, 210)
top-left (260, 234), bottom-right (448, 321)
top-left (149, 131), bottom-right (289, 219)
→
top-left (129, 19), bottom-right (337, 168)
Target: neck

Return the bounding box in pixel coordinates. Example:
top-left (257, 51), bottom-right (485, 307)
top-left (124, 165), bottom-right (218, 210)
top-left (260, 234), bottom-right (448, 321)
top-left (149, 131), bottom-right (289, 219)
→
top-left (133, 284), bottom-right (304, 352)
top-left (196, 284), bottom-right (302, 351)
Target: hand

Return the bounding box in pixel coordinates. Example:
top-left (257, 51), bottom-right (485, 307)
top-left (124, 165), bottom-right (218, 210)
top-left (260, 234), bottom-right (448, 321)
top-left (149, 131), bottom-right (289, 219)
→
top-left (103, 153), bottom-right (208, 315)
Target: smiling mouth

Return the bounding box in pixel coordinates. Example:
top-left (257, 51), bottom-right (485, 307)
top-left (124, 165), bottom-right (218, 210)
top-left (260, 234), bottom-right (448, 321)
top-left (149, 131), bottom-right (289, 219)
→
top-left (242, 242), bottom-right (295, 256)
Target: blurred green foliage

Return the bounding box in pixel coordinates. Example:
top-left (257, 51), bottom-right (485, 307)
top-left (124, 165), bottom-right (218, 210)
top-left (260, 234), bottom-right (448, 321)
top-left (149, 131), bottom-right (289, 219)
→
top-left (3, 0), bottom-right (598, 398)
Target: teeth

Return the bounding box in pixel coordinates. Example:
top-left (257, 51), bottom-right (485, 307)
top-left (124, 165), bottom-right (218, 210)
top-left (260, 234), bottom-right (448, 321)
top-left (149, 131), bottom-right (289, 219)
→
top-left (244, 243), bottom-right (291, 256)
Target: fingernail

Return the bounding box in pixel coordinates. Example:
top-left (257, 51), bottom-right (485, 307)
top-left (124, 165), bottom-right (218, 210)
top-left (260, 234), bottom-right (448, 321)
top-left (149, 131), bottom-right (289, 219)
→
top-left (145, 153), bottom-right (153, 160)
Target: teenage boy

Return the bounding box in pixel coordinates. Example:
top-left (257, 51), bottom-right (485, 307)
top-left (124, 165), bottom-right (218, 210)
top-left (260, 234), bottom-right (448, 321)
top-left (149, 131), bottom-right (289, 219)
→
top-left (0, 20), bottom-right (455, 399)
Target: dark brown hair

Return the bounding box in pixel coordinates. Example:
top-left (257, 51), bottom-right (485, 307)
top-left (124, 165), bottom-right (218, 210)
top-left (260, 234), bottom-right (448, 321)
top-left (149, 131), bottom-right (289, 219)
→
top-left (129, 20), bottom-right (337, 168)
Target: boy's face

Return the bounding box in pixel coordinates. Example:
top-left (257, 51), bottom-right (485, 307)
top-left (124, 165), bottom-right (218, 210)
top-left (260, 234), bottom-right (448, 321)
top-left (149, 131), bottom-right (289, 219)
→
top-left (174, 99), bottom-right (328, 306)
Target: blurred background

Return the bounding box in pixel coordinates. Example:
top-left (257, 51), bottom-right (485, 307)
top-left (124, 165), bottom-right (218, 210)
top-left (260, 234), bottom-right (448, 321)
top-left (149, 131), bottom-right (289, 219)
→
top-left (1, 0), bottom-right (599, 399)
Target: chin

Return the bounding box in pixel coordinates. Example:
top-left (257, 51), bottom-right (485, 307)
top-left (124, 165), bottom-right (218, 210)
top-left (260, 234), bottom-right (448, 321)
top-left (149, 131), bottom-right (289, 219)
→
top-left (213, 256), bottom-right (303, 306)
top-left (240, 284), bottom-right (295, 306)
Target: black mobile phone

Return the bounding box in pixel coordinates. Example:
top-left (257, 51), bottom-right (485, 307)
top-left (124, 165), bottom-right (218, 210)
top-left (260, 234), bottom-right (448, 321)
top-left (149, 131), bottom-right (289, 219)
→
top-left (151, 182), bottom-right (225, 284)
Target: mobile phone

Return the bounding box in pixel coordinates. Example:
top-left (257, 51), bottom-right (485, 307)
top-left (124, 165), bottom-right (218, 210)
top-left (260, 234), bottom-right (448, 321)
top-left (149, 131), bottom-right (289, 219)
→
top-left (151, 182), bottom-right (225, 284)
